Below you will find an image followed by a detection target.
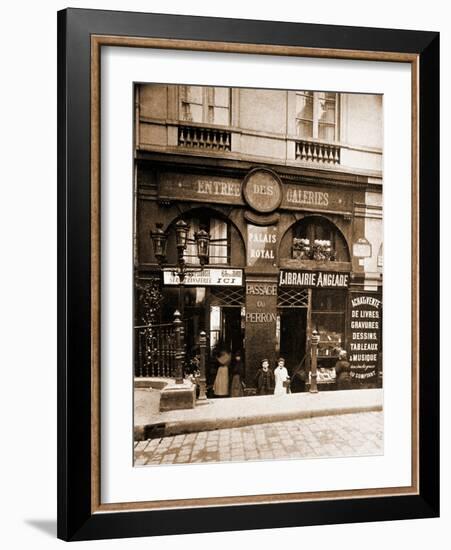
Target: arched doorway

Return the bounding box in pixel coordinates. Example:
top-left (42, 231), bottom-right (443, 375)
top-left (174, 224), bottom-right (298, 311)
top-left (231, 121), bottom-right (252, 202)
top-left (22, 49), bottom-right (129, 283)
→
top-left (161, 208), bottom-right (246, 386)
top-left (278, 215), bottom-right (351, 389)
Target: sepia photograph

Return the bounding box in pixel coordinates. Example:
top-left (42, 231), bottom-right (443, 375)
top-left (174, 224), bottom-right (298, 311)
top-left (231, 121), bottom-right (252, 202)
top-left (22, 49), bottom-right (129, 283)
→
top-left (133, 83), bottom-right (383, 467)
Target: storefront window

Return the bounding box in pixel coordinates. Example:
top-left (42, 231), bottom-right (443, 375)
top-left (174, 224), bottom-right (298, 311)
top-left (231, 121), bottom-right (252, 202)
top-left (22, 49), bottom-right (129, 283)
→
top-left (312, 289), bottom-right (346, 358)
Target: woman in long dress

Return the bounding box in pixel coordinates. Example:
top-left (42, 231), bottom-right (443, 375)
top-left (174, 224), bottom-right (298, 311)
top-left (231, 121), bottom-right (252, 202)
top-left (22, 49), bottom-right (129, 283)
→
top-left (274, 357), bottom-right (289, 395)
top-left (213, 350), bottom-right (231, 397)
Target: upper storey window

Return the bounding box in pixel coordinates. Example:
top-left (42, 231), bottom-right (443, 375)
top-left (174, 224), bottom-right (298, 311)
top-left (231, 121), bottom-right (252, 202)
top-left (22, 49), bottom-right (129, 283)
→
top-left (296, 91), bottom-right (339, 142)
top-left (179, 86), bottom-right (231, 126)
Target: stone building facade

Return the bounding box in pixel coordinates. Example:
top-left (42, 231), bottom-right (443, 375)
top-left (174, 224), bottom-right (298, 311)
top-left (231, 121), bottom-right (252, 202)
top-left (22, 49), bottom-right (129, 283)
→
top-left (134, 84), bottom-right (383, 390)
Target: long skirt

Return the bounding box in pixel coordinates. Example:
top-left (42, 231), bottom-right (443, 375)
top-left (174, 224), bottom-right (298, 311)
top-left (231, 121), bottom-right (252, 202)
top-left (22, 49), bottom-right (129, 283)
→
top-left (213, 366), bottom-right (229, 396)
top-left (230, 374), bottom-right (244, 397)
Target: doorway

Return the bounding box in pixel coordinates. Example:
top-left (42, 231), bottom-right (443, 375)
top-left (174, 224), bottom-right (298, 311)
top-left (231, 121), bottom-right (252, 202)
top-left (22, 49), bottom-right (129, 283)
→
top-left (279, 308), bottom-right (307, 374)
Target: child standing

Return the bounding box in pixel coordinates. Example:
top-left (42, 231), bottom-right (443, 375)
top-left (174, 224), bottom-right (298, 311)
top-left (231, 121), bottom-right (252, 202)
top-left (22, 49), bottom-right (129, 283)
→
top-left (255, 359), bottom-right (275, 395)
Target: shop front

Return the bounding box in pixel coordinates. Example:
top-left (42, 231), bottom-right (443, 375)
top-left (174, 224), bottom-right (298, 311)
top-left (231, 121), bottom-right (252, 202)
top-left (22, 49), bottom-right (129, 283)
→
top-left (135, 162), bottom-right (382, 392)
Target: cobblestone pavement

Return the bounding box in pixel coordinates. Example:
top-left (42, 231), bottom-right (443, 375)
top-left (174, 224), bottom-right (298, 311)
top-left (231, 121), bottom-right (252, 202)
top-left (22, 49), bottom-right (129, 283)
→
top-left (134, 411), bottom-right (383, 466)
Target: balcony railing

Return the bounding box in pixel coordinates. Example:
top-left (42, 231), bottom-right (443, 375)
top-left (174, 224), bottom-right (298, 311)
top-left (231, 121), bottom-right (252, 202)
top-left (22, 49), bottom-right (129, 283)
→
top-left (295, 139), bottom-right (340, 165)
top-left (178, 125), bottom-right (231, 151)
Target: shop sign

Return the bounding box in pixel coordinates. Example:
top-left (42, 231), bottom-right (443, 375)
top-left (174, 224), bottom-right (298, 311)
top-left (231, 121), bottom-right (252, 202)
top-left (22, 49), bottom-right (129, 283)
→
top-left (158, 172), bottom-right (243, 206)
top-left (243, 169), bottom-right (283, 213)
top-left (163, 268), bottom-right (243, 286)
top-left (348, 294), bottom-right (382, 380)
top-left (282, 184), bottom-right (352, 213)
top-left (279, 269), bottom-right (350, 288)
top-left (245, 282), bottom-right (278, 323)
top-left (247, 225), bottom-right (278, 266)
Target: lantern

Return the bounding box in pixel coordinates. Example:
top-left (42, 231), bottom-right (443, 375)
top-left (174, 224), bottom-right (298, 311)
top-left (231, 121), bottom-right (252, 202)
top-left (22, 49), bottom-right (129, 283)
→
top-left (150, 223), bottom-right (168, 265)
top-left (195, 228), bottom-right (210, 266)
top-left (175, 219), bottom-right (189, 252)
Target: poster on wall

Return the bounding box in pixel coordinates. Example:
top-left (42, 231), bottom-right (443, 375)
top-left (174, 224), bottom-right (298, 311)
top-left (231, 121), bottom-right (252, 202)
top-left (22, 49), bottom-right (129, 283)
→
top-left (348, 293), bottom-right (382, 385)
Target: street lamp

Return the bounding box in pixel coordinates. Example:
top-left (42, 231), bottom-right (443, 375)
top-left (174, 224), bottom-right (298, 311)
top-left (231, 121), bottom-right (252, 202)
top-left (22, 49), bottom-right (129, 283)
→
top-left (150, 220), bottom-right (211, 384)
top-left (150, 223), bottom-right (168, 264)
top-left (195, 228), bottom-right (210, 266)
top-left (309, 329), bottom-right (320, 394)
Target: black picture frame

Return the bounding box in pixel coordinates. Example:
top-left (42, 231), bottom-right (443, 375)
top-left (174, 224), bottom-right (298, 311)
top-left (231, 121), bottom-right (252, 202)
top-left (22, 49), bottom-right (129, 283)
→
top-left (57, 8), bottom-right (439, 541)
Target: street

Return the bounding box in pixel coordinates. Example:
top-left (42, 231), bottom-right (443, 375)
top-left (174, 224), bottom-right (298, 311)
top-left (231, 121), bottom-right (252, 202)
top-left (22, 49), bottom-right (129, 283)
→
top-left (134, 411), bottom-right (383, 465)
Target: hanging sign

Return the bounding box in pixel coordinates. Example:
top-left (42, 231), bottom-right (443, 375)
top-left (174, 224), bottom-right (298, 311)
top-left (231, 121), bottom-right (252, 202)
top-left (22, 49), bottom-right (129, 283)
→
top-left (163, 268), bottom-right (243, 286)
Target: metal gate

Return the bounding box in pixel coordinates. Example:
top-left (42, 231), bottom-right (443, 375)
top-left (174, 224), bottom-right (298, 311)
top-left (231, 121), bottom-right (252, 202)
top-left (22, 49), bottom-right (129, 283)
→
top-left (135, 322), bottom-right (176, 377)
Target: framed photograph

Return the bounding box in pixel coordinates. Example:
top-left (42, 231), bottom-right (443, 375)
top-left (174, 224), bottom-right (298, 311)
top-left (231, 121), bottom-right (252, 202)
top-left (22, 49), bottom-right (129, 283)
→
top-left (57, 8), bottom-right (439, 541)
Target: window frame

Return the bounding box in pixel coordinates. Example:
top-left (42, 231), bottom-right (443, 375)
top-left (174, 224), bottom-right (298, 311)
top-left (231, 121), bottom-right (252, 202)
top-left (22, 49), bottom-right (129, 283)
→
top-left (179, 85), bottom-right (231, 126)
top-left (295, 91), bottom-right (340, 142)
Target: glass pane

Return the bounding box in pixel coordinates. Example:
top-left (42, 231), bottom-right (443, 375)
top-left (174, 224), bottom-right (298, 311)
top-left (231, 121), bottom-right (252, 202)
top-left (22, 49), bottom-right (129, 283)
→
top-left (312, 289), bottom-right (346, 311)
top-left (296, 120), bottom-right (313, 139)
top-left (209, 218), bottom-right (228, 264)
top-left (211, 106), bottom-right (230, 126)
top-left (296, 92), bottom-right (313, 121)
top-left (213, 87), bottom-right (230, 107)
top-left (312, 289), bottom-right (346, 358)
top-left (181, 102), bottom-right (203, 123)
top-left (318, 92), bottom-right (336, 124)
top-left (312, 312), bottom-right (345, 358)
top-left (185, 86), bottom-right (203, 104)
top-left (318, 123), bottom-right (335, 141)
top-left (184, 218), bottom-right (201, 264)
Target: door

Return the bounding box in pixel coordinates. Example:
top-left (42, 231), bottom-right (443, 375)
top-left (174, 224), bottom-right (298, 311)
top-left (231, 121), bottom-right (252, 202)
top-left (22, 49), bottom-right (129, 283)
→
top-left (279, 308), bottom-right (307, 374)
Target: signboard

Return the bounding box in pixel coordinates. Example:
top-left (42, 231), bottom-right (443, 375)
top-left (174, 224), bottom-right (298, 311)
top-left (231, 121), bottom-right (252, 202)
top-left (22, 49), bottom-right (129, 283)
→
top-left (247, 225), bottom-right (278, 266)
top-left (158, 171), bottom-right (353, 215)
top-left (244, 281), bottom-right (279, 384)
top-left (279, 269), bottom-right (350, 288)
top-left (163, 268), bottom-right (243, 286)
top-left (282, 184), bottom-right (352, 213)
top-left (348, 294), bottom-right (382, 382)
top-left (158, 172), bottom-right (243, 206)
top-left (243, 169), bottom-right (283, 213)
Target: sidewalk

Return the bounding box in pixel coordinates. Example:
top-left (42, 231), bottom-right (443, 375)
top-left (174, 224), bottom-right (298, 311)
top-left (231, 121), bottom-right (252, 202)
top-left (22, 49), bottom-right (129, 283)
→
top-left (135, 388), bottom-right (383, 440)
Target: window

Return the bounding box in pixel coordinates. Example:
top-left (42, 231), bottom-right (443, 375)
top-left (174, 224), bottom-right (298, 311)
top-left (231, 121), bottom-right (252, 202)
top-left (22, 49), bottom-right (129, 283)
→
top-left (296, 91), bottom-right (339, 141)
top-left (292, 216), bottom-right (350, 262)
top-left (179, 86), bottom-right (231, 126)
top-left (183, 215), bottom-right (230, 265)
top-left (312, 290), bottom-right (346, 358)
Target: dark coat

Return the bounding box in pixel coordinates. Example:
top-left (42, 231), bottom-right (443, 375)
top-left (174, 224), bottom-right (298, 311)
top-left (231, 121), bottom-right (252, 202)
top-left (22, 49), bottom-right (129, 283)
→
top-left (255, 368), bottom-right (275, 395)
top-left (335, 359), bottom-right (351, 390)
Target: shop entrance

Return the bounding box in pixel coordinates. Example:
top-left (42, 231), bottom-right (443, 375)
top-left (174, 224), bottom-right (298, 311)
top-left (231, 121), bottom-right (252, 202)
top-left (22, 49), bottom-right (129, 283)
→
top-left (277, 287), bottom-right (310, 378)
top-left (209, 305), bottom-right (244, 356)
top-left (279, 308), bottom-right (308, 374)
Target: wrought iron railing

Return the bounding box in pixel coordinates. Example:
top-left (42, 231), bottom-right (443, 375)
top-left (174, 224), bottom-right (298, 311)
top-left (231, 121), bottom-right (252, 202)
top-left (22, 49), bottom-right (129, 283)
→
top-left (135, 322), bottom-right (176, 377)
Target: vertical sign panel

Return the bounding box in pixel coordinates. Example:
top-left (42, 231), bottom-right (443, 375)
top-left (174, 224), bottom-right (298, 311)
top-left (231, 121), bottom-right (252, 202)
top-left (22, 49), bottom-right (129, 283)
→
top-left (348, 293), bottom-right (382, 386)
top-left (247, 225), bottom-right (278, 267)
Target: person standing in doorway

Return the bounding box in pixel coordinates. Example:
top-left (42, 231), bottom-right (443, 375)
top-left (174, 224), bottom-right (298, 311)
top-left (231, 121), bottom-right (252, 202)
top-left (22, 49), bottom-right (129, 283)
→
top-left (255, 358), bottom-right (275, 396)
top-left (274, 357), bottom-right (290, 395)
top-left (213, 349), bottom-right (231, 398)
top-left (230, 350), bottom-right (245, 397)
